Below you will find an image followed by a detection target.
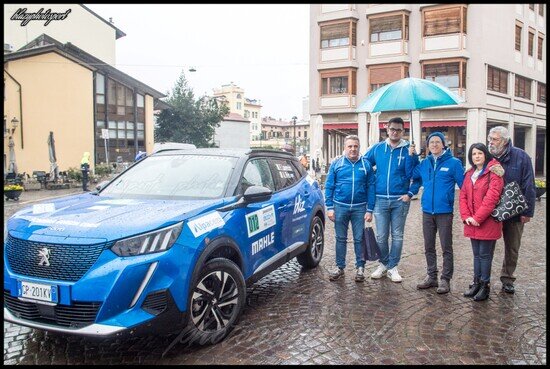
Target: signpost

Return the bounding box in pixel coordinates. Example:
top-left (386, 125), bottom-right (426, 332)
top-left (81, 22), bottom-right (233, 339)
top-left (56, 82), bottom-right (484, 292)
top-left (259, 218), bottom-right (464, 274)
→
top-left (101, 129), bottom-right (109, 166)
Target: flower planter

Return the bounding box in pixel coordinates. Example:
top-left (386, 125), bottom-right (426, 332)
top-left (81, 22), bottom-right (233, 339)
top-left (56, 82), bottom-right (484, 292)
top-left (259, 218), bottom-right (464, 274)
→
top-left (4, 189), bottom-right (22, 201)
top-left (535, 187), bottom-right (546, 200)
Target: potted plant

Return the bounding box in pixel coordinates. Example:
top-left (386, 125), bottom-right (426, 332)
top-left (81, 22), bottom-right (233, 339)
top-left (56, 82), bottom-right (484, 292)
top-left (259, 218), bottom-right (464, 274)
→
top-left (534, 179), bottom-right (546, 200)
top-left (4, 184), bottom-right (24, 201)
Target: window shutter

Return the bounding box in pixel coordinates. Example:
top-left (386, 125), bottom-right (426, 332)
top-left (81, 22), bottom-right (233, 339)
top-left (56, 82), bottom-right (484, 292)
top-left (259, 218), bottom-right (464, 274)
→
top-left (370, 15), bottom-right (402, 33)
top-left (424, 7), bottom-right (461, 36)
top-left (515, 25), bottom-right (522, 51)
top-left (369, 66), bottom-right (402, 85)
top-left (321, 23), bottom-right (349, 40)
top-left (538, 36), bottom-right (544, 60)
top-left (528, 32), bottom-right (534, 56)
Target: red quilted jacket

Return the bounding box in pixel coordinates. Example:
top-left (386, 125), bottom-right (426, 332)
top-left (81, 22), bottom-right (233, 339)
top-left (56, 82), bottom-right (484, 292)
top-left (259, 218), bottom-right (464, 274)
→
top-left (459, 158), bottom-right (505, 240)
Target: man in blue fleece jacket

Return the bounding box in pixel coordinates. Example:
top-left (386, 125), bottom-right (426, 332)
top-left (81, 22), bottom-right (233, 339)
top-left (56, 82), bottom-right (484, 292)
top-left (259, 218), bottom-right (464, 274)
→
top-left (364, 117), bottom-right (420, 282)
top-left (325, 135), bottom-right (376, 282)
top-left (410, 132), bottom-right (465, 294)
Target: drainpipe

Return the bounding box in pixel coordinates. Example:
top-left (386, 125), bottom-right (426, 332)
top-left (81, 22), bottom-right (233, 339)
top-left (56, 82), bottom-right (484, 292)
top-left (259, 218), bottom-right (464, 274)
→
top-left (4, 69), bottom-right (24, 149)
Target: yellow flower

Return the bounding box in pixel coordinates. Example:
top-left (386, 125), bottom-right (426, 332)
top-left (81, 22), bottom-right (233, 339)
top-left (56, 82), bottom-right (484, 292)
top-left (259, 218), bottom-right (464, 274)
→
top-left (535, 179), bottom-right (546, 188)
top-left (4, 184), bottom-right (24, 191)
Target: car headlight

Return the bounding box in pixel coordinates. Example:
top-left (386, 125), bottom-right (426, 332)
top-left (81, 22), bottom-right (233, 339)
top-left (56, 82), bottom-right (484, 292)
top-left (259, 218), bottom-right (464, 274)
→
top-left (111, 222), bottom-right (183, 257)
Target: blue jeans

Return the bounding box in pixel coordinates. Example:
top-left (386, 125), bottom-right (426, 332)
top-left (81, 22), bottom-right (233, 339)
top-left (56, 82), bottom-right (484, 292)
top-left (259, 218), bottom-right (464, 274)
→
top-left (334, 203), bottom-right (366, 269)
top-left (471, 239), bottom-right (496, 283)
top-left (373, 197), bottom-right (411, 269)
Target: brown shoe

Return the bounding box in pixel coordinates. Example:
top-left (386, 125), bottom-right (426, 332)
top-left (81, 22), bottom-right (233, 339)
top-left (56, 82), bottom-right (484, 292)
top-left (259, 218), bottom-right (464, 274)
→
top-left (417, 275), bottom-right (438, 289)
top-left (436, 279), bottom-right (450, 294)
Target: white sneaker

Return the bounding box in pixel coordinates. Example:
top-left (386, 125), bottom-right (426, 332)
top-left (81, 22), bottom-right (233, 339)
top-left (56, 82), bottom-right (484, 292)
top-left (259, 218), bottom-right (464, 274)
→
top-left (370, 264), bottom-right (387, 279)
top-left (387, 267), bottom-right (402, 283)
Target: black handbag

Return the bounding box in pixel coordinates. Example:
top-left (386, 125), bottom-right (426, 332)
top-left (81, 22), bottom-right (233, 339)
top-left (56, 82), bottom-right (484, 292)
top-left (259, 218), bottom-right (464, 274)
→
top-left (491, 181), bottom-right (528, 222)
top-left (361, 226), bottom-right (380, 261)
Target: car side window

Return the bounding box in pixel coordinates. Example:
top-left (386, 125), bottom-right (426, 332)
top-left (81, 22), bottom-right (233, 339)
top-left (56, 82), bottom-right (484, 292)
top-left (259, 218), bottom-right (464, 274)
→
top-left (270, 158), bottom-right (300, 191)
top-left (240, 158), bottom-right (275, 194)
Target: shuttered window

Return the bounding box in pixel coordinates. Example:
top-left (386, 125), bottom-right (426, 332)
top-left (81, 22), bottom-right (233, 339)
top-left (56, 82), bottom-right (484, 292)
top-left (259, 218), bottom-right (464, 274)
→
top-left (539, 4), bottom-right (544, 16)
top-left (538, 83), bottom-right (546, 103)
top-left (537, 34), bottom-right (544, 60)
top-left (423, 61), bottom-right (466, 89)
top-left (487, 66), bottom-right (508, 94)
top-left (320, 69), bottom-right (356, 95)
top-left (515, 24), bottom-right (522, 51)
top-left (370, 14), bottom-right (408, 42)
top-left (423, 6), bottom-right (466, 36)
top-left (320, 21), bottom-right (356, 48)
top-left (369, 64), bottom-right (408, 93)
top-left (528, 31), bottom-right (535, 56)
top-left (515, 75), bottom-right (532, 100)
top-left (529, 4), bottom-right (535, 11)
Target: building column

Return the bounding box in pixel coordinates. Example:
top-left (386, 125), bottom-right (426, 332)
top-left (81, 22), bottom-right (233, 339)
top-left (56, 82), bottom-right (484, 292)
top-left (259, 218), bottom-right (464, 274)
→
top-left (466, 108), bottom-right (487, 169)
top-left (357, 112), bottom-right (367, 150)
top-left (525, 118), bottom-right (537, 173)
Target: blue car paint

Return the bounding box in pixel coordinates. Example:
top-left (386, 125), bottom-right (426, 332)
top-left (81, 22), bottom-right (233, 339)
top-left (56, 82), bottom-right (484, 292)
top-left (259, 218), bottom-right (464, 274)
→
top-left (4, 165), bottom-right (324, 334)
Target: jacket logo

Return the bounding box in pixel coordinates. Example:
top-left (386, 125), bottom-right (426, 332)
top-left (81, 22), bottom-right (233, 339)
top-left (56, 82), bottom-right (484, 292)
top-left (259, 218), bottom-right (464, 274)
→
top-left (38, 247), bottom-right (51, 266)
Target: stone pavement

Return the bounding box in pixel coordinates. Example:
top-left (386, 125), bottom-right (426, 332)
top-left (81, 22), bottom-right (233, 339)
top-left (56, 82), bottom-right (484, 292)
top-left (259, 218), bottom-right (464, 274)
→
top-left (3, 189), bottom-right (546, 365)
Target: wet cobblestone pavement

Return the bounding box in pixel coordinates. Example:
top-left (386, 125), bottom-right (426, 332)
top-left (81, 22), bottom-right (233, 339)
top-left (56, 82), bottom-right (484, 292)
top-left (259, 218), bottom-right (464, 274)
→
top-left (3, 189), bottom-right (546, 364)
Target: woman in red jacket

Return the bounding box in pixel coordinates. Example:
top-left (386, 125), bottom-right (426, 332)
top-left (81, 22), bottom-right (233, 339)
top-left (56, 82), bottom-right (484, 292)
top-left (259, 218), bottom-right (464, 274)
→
top-left (459, 143), bottom-right (504, 301)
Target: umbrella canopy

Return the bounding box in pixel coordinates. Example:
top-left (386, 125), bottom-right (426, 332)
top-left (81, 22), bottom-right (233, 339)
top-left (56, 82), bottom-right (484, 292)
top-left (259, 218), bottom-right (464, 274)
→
top-left (356, 77), bottom-right (461, 113)
top-left (47, 131), bottom-right (59, 181)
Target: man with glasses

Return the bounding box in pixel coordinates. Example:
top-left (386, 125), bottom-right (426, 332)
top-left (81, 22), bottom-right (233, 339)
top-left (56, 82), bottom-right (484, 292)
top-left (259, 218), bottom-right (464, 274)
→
top-left (487, 126), bottom-right (536, 294)
top-left (365, 117), bottom-right (420, 282)
top-left (325, 135), bottom-right (376, 282)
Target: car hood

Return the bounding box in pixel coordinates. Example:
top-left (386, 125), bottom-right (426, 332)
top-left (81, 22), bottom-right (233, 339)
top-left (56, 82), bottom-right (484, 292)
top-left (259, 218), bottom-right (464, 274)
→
top-left (7, 193), bottom-right (227, 241)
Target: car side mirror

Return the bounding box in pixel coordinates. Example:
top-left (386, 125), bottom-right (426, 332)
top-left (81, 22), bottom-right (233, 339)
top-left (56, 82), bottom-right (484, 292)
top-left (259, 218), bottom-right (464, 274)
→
top-left (243, 185), bottom-right (272, 203)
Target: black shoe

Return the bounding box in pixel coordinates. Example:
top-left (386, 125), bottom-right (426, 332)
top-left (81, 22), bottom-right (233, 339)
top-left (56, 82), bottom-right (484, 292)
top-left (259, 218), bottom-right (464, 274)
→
top-left (473, 281), bottom-right (490, 301)
top-left (416, 275), bottom-right (438, 289)
top-left (464, 278), bottom-right (481, 298)
top-left (502, 282), bottom-right (515, 294)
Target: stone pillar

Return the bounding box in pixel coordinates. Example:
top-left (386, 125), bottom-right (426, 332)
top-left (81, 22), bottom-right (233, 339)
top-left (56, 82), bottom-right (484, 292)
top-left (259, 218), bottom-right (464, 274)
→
top-left (525, 118), bottom-right (537, 173)
top-left (466, 109), bottom-right (487, 169)
top-left (357, 112), bottom-right (368, 151)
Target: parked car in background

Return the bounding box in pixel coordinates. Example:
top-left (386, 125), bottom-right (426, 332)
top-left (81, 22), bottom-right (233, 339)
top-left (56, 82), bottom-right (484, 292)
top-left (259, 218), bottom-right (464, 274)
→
top-left (4, 148), bottom-right (325, 344)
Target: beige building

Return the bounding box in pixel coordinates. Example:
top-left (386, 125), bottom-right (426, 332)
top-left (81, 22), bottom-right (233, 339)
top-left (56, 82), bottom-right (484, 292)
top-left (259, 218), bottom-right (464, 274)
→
top-left (4, 6), bottom-right (165, 176)
top-left (256, 117), bottom-right (310, 154)
top-left (213, 82), bottom-right (263, 143)
top-left (309, 4), bottom-right (546, 175)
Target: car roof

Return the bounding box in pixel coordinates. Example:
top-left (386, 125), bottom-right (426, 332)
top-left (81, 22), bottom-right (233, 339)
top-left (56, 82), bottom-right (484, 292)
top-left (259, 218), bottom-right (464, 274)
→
top-left (153, 147), bottom-right (295, 159)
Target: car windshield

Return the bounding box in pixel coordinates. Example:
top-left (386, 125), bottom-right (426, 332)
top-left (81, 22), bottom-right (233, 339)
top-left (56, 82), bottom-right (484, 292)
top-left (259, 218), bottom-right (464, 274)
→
top-left (100, 154), bottom-right (237, 200)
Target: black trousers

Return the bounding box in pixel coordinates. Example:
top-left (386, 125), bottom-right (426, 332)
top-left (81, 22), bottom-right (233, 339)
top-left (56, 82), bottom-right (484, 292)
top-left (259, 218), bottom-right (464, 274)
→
top-left (82, 171), bottom-right (89, 191)
top-left (422, 212), bottom-right (454, 281)
top-left (500, 220), bottom-right (525, 284)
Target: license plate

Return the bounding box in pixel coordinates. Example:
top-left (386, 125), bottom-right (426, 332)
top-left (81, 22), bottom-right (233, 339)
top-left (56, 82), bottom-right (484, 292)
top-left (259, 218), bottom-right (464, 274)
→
top-left (17, 280), bottom-right (58, 304)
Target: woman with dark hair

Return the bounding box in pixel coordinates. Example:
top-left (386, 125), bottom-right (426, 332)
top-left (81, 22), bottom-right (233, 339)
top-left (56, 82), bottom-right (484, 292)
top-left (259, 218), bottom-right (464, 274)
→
top-left (459, 143), bottom-right (504, 301)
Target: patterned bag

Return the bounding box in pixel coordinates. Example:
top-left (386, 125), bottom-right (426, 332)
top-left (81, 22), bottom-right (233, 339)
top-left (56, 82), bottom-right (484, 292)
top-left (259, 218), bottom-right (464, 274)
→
top-left (491, 181), bottom-right (528, 222)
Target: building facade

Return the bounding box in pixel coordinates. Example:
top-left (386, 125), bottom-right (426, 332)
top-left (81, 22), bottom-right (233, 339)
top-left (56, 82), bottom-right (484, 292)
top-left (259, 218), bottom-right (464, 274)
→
top-left (256, 117), bottom-right (311, 154)
top-left (309, 4), bottom-right (546, 174)
top-left (4, 5), bottom-right (165, 176)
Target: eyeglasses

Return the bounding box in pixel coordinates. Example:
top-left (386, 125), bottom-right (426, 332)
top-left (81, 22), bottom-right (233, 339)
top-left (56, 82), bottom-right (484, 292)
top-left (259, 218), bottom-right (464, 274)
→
top-left (388, 128), bottom-right (403, 133)
top-left (487, 136), bottom-right (501, 143)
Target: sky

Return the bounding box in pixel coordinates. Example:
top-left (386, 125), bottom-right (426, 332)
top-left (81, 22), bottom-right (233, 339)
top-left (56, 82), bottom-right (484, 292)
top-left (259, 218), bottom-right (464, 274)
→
top-left (85, 4), bottom-right (310, 121)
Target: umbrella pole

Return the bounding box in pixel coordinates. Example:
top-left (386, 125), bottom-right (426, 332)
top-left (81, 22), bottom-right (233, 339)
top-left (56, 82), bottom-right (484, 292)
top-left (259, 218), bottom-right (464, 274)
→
top-left (410, 110), bottom-right (414, 146)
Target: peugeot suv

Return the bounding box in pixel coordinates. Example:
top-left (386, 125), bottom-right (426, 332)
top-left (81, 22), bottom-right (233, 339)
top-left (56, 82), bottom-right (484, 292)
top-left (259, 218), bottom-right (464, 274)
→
top-left (4, 148), bottom-right (325, 344)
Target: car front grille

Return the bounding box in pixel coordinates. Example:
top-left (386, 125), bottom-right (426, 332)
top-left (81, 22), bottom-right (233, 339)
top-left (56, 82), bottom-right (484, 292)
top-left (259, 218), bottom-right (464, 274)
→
top-left (141, 290), bottom-right (168, 316)
top-left (5, 235), bottom-right (113, 282)
top-left (4, 290), bottom-right (102, 328)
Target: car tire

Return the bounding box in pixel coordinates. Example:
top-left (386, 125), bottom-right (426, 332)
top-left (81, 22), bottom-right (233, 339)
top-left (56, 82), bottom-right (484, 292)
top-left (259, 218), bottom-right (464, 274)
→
top-left (296, 215), bottom-right (324, 268)
top-left (185, 257), bottom-right (245, 346)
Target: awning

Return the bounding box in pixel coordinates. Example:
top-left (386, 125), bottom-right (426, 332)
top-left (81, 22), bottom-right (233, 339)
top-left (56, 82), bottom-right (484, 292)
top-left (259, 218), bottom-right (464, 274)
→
top-left (322, 120), bottom-right (467, 130)
top-left (323, 123), bottom-right (357, 130)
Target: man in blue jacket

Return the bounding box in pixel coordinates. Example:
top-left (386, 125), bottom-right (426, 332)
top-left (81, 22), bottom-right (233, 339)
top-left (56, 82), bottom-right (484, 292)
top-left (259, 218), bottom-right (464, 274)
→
top-left (325, 135), bottom-right (376, 282)
top-left (409, 132), bottom-right (464, 294)
top-left (488, 126), bottom-right (536, 294)
top-left (365, 117), bottom-right (420, 282)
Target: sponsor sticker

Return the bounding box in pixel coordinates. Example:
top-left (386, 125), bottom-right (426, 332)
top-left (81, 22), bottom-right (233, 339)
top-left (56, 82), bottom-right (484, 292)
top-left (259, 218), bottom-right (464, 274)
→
top-left (32, 203), bottom-right (56, 214)
top-left (293, 194), bottom-right (306, 215)
top-left (187, 212), bottom-right (225, 237)
top-left (246, 205), bottom-right (276, 237)
top-left (251, 231), bottom-right (275, 255)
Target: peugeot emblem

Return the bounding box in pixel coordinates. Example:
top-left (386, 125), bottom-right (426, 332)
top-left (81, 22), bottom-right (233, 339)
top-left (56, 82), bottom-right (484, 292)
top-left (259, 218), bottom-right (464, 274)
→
top-left (38, 247), bottom-right (51, 266)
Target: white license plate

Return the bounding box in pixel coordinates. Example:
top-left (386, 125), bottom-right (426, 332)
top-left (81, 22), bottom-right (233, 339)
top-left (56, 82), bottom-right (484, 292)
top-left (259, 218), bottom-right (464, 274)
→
top-left (17, 280), bottom-right (58, 304)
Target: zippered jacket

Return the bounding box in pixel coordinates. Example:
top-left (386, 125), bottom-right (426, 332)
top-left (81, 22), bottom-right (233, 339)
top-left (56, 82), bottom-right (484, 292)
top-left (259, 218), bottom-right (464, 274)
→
top-left (324, 155), bottom-right (375, 212)
top-left (411, 149), bottom-right (465, 214)
top-left (364, 138), bottom-right (420, 198)
top-left (459, 159), bottom-right (504, 240)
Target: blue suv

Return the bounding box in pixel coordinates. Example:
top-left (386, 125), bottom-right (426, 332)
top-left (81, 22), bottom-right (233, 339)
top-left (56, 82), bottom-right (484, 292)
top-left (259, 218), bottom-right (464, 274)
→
top-left (4, 148), bottom-right (325, 344)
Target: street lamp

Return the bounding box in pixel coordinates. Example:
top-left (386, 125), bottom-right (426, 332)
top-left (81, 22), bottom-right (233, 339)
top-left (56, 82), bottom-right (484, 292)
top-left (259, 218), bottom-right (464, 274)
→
top-left (8, 117), bottom-right (19, 174)
top-left (291, 116), bottom-right (297, 154)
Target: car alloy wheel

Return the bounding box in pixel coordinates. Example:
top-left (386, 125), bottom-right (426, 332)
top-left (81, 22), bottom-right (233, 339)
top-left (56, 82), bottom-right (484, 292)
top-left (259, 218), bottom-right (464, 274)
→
top-left (296, 216), bottom-right (324, 268)
top-left (187, 258), bottom-right (245, 345)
